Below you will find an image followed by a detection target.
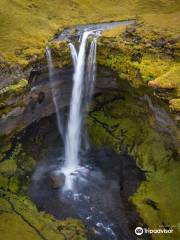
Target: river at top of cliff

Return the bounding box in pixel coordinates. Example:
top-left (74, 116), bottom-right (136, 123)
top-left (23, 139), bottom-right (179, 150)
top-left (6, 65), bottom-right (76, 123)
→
top-left (58, 20), bottom-right (135, 40)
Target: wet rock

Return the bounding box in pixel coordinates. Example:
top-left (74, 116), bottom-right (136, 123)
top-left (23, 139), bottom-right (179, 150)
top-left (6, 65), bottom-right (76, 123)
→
top-left (0, 66), bottom-right (118, 137)
top-left (29, 66), bottom-right (42, 85)
top-left (124, 27), bottom-right (136, 38)
top-left (37, 91), bottom-right (45, 104)
top-left (48, 171), bottom-right (65, 188)
top-left (151, 38), bottom-right (167, 48)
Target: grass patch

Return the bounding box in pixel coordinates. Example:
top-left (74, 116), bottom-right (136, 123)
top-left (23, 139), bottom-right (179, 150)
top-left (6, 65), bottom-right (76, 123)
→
top-left (0, 0), bottom-right (179, 64)
top-left (131, 161), bottom-right (180, 239)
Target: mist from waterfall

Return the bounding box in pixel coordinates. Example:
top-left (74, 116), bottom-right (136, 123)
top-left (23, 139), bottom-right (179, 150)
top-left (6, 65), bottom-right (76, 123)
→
top-left (46, 47), bottom-right (64, 140)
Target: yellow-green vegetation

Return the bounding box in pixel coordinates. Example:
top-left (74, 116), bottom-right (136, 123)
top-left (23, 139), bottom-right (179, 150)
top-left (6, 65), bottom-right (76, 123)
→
top-left (98, 21), bottom-right (180, 119)
top-left (0, 79), bottom-right (28, 117)
top-left (98, 24), bottom-right (180, 86)
top-left (0, 190), bottom-right (86, 240)
top-left (0, 79), bottom-right (28, 96)
top-left (0, 158), bottom-right (17, 175)
top-left (87, 91), bottom-right (176, 171)
top-left (0, 0), bottom-right (179, 65)
top-left (0, 143), bottom-right (35, 192)
top-left (0, 136), bottom-right (12, 161)
top-left (149, 66), bottom-right (180, 89)
top-left (148, 66), bottom-right (180, 112)
top-left (50, 40), bottom-right (71, 68)
top-left (169, 98), bottom-right (180, 112)
top-left (131, 161), bottom-right (180, 240)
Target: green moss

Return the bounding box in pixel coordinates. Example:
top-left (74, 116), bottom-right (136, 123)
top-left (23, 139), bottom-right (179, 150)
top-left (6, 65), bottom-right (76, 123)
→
top-left (148, 66), bottom-right (180, 89)
top-left (8, 176), bottom-right (21, 193)
top-left (138, 56), bottom-right (177, 84)
top-left (0, 105), bottom-right (14, 116)
top-left (88, 91), bottom-right (174, 171)
top-left (131, 162), bottom-right (180, 239)
top-left (98, 24), bottom-right (179, 89)
top-left (0, 142), bottom-right (37, 194)
top-left (88, 81), bottom-right (179, 238)
top-left (87, 116), bottom-right (115, 149)
top-left (0, 79), bottom-right (28, 97)
top-left (169, 98), bottom-right (180, 112)
top-left (134, 131), bottom-right (173, 171)
top-left (97, 23), bottom-right (180, 117)
top-left (0, 189), bottom-right (87, 240)
top-left (0, 159), bottom-right (17, 175)
top-left (0, 175), bottom-right (9, 190)
top-left (50, 40), bottom-right (71, 68)
top-left (0, 141), bottom-right (12, 161)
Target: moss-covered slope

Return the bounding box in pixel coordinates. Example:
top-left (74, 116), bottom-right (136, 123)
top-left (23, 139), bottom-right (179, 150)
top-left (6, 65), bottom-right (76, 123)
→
top-left (87, 88), bottom-right (180, 239)
top-left (98, 22), bottom-right (180, 113)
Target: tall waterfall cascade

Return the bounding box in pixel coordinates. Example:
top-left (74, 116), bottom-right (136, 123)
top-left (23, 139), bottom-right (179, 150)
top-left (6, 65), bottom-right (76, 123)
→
top-left (46, 28), bottom-right (102, 189)
top-left (38, 21), bottom-right (136, 240)
top-left (64, 30), bottom-right (100, 175)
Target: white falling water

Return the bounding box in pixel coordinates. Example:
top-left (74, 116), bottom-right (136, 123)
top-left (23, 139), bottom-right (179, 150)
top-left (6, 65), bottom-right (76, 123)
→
top-left (82, 35), bottom-right (99, 151)
top-left (46, 47), bottom-right (64, 140)
top-left (85, 36), bottom-right (98, 110)
top-left (64, 31), bottom-right (100, 176)
top-left (68, 43), bottom-right (78, 69)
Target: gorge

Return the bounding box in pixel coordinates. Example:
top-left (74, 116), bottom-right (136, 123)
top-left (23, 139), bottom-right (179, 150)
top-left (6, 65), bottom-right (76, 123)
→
top-left (0, 1), bottom-right (180, 240)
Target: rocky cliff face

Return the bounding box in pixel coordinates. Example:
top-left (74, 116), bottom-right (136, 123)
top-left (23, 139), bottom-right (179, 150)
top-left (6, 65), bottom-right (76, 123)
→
top-left (0, 62), bottom-right (118, 138)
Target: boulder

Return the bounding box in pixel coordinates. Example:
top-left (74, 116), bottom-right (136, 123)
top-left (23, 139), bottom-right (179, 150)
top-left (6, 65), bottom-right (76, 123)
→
top-left (48, 171), bottom-right (65, 188)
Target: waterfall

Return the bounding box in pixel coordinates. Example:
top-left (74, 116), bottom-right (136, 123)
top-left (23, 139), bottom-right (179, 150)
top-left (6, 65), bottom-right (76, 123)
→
top-left (64, 30), bottom-right (100, 173)
top-left (85, 36), bottom-right (98, 110)
top-left (68, 43), bottom-right (78, 69)
top-left (82, 36), bottom-right (98, 151)
top-left (46, 47), bottom-right (64, 140)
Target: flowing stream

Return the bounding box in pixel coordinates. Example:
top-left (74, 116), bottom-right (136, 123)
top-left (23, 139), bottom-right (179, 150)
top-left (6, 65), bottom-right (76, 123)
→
top-left (68, 43), bottom-right (78, 69)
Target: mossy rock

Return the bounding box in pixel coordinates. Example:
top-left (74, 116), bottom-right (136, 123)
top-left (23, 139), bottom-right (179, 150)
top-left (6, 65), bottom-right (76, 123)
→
top-left (0, 175), bottom-right (9, 190)
top-left (87, 89), bottom-right (175, 171)
top-left (131, 161), bottom-right (180, 240)
top-left (148, 66), bottom-right (180, 89)
top-left (169, 98), bottom-right (180, 112)
top-left (0, 79), bottom-right (28, 97)
top-left (0, 159), bottom-right (17, 175)
top-left (50, 40), bottom-right (71, 68)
